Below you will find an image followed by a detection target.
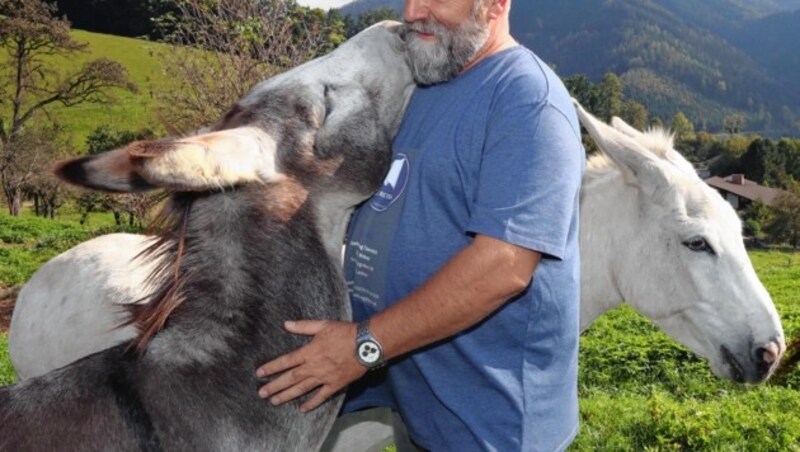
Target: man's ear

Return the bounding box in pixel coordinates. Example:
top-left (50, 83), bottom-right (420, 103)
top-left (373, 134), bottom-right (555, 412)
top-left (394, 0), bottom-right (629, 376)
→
top-left (488, 0), bottom-right (510, 20)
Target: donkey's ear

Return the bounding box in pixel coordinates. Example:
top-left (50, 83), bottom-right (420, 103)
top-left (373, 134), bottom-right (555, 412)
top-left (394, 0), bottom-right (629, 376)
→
top-left (573, 99), bottom-right (670, 190)
top-left (610, 116), bottom-right (644, 139)
top-left (55, 148), bottom-right (156, 193)
top-left (129, 127), bottom-right (282, 190)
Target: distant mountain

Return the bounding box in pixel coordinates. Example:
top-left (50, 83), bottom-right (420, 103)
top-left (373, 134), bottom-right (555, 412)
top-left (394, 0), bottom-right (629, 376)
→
top-left (338, 0), bottom-right (800, 134)
top-left (732, 9), bottom-right (800, 91)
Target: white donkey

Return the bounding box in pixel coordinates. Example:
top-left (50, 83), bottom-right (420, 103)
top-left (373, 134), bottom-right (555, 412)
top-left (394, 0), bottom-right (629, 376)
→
top-left (10, 104), bottom-right (785, 385)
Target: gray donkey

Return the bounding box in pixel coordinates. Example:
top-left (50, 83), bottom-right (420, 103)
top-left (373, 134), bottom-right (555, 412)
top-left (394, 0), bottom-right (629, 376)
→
top-left (0, 21), bottom-right (413, 452)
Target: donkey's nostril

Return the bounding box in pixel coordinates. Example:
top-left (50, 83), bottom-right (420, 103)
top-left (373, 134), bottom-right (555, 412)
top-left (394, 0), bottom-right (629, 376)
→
top-left (756, 341), bottom-right (781, 366)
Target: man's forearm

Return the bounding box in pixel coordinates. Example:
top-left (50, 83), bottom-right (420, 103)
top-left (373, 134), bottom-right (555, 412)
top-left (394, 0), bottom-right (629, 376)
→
top-left (368, 234), bottom-right (541, 360)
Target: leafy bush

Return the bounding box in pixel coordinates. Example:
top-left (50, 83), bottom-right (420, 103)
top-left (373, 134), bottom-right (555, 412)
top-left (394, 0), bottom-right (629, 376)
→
top-left (0, 211), bottom-right (142, 286)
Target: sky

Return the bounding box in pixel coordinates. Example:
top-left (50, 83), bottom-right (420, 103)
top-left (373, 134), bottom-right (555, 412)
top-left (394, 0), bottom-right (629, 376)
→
top-left (296, 0), bottom-right (352, 9)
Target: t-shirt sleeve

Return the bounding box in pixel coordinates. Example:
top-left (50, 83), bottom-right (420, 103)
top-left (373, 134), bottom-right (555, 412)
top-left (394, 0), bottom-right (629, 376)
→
top-left (465, 100), bottom-right (584, 260)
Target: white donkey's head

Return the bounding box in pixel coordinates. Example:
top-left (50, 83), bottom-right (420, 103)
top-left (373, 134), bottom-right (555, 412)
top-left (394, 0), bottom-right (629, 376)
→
top-left (575, 100), bottom-right (785, 383)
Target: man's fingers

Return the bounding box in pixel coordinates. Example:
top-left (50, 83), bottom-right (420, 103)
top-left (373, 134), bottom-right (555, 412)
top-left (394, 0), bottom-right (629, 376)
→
top-left (283, 320), bottom-right (327, 335)
top-left (256, 352), bottom-right (304, 378)
top-left (268, 378), bottom-right (322, 406)
top-left (258, 367), bottom-right (301, 399)
top-left (300, 385), bottom-right (337, 413)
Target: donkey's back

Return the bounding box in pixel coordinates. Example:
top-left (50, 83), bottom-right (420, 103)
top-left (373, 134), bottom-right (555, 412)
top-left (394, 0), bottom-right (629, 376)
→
top-left (1, 346), bottom-right (154, 451)
top-left (1, 340), bottom-right (335, 451)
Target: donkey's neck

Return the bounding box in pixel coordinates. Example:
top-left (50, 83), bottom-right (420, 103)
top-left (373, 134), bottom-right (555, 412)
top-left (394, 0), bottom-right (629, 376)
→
top-left (579, 158), bottom-right (636, 330)
top-left (142, 189), bottom-right (347, 367)
top-left (313, 190), bottom-right (370, 263)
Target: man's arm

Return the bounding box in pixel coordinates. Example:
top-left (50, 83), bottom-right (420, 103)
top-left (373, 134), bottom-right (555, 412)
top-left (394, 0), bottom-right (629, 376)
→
top-left (256, 234), bottom-right (540, 412)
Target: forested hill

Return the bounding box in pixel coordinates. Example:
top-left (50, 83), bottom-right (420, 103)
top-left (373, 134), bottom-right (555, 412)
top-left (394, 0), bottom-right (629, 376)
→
top-left (340, 0), bottom-right (800, 134)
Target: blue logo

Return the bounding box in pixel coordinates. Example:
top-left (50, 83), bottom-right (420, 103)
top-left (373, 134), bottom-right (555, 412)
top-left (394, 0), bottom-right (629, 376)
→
top-left (370, 154), bottom-right (409, 212)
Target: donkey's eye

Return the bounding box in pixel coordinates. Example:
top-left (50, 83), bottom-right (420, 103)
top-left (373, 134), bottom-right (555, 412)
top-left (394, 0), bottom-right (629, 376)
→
top-left (683, 237), bottom-right (715, 255)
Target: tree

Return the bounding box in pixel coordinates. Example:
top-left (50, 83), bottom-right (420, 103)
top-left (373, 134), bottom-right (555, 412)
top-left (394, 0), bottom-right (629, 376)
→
top-left (596, 72), bottom-right (623, 121)
top-left (21, 125), bottom-right (74, 219)
top-left (740, 138), bottom-right (789, 187)
top-left (741, 200), bottom-right (770, 238)
top-left (2, 125), bottom-right (69, 218)
top-left (620, 100), bottom-right (649, 131)
top-left (779, 139), bottom-right (800, 182)
top-left (154, 0), bottom-right (344, 133)
top-left (55, 0), bottom-right (180, 39)
top-left (564, 74), bottom-right (597, 113)
top-left (650, 117), bottom-right (664, 130)
top-left (0, 0), bottom-right (135, 215)
top-left (723, 113), bottom-right (746, 134)
top-left (670, 111), bottom-right (695, 145)
top-left (766, 182), bottom-right (800, 249)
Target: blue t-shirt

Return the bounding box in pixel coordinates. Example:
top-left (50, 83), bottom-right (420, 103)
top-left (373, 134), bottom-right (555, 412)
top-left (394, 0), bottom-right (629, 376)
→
top-left (343, 46), bottom-right (584, 452)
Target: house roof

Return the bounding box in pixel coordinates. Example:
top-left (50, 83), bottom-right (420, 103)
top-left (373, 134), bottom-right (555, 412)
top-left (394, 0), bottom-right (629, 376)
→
top-left (704, 175), bottom-right (788, 206)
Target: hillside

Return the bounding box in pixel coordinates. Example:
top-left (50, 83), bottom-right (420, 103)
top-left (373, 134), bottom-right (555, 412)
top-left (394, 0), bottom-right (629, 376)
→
top-left (1, 29), bottom-right (170, 149)
top-left (339, 0), bottom-right (800, 134)
top-left (732, 9), bottom-right (800, 93)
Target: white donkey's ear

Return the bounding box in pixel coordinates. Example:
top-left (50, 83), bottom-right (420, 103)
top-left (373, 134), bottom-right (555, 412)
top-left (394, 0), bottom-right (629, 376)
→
top-left (611, 116), bottom-right (644, 139)
top-left (572, 99), bottom-right (670, 191)
top-left (56, 127), bottom-right (282, 193)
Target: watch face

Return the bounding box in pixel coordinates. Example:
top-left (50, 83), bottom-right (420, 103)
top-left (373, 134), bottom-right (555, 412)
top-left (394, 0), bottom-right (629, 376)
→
top-left (358, 340), bottom-right (382, 364)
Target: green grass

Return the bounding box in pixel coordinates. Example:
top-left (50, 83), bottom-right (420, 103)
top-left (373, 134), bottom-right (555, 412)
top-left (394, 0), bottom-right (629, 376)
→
top-left (0, 334), bottom-right (14, 385)
top-left (0, 208), bottom-right (138, 286)
top-left (572, 248), bottom-right (800, 450)
top-left (1, 29), bottom-right (171, 149)
top-left (576, 387), bottom-right (800, 451)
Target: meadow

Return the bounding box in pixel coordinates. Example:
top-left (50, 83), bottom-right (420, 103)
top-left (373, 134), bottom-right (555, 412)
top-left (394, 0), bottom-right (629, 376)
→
top-left (0, 29), bottom-right (171, 148)
top-left (0, 209), bottom-right (798, 450)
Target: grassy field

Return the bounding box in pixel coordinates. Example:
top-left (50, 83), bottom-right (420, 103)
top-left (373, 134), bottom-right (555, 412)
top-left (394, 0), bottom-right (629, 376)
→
top-left (1, 29), bottom-right (170, 149)
top-left (0, 210), bottom-right (799, 449)
top-left (0, 208), bottom-right (135, 287)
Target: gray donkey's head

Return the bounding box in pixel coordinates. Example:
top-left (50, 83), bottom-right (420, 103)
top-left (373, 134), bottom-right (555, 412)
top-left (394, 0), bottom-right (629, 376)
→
top-left (58, 21), bottom-right (413, 200)
top-left (54, 21), bottom-right (415, 350)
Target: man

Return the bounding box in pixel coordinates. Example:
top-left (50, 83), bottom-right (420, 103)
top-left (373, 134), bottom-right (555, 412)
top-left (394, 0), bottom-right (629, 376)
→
top-left (257, 0), bottom-right (584, 450)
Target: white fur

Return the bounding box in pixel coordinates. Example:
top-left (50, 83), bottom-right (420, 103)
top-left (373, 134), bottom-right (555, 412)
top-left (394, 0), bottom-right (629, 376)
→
top-left (9, 234), bottom-right (158, 379)
top-left (140, 127), bottom-right (281, 189)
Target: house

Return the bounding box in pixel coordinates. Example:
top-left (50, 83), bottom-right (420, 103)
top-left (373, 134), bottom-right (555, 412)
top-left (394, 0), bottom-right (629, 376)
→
top-left (704, 174), bottom-right (788, 210)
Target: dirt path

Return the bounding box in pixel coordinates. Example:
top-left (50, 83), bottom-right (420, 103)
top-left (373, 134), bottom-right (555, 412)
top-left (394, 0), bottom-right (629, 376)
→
top-left (0, 287), bottom-right (20, 334)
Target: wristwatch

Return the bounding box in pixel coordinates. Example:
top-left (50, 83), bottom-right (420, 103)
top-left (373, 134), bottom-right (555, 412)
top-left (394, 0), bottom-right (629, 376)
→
top-left (355, 319), bottom-right (385, 370)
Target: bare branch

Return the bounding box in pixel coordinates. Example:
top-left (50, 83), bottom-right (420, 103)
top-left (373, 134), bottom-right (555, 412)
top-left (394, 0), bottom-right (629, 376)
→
top-left (154, 0), bottom-right (342, 133)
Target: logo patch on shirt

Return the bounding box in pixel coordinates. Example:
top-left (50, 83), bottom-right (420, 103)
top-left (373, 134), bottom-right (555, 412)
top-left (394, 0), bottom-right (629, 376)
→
top-left (370, 154), bottom-right (409, 212)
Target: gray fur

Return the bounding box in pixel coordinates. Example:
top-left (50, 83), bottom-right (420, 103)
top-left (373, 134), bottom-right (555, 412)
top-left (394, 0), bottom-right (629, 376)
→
top-left (0, 21), bottom-right (413, 451)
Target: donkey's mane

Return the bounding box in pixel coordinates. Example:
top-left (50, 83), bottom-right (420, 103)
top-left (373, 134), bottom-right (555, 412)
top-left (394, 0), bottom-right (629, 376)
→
top-left (636, 127), bottom-right (675, 159)
top-left (124, 193), bottom-right (196, 352)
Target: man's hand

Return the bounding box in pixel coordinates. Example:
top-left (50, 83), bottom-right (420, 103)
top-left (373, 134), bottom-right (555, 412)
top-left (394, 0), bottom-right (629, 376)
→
top-left (256, 320), bottom-right (366, 412)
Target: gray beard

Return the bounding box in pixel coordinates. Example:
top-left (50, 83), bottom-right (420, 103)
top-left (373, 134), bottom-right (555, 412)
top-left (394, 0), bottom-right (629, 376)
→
top-left (404, 14), bottom-right (490, 86)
